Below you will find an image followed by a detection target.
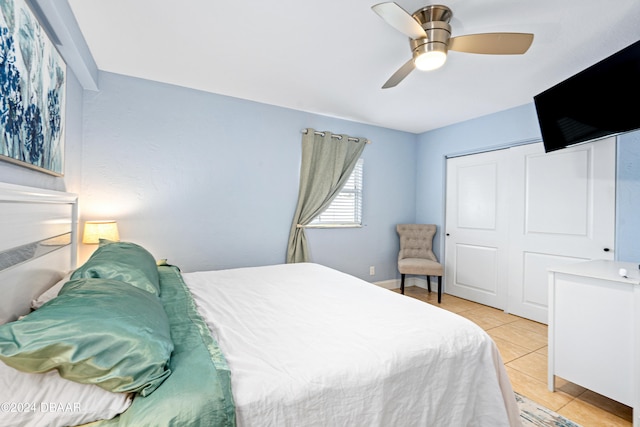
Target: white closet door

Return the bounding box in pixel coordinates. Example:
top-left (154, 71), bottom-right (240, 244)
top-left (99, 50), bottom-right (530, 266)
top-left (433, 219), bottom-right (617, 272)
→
top-left (507, 138), bottom-right (616, 323)
top-left (444, 149), bottom-right (510, 309)
top-left (444, 137), bottom-right (615, 322)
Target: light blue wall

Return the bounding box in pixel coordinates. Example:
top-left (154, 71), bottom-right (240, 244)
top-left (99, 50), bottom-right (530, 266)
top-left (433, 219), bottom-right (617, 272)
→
top-left (79, 72), bottom-right (417, 280)
top-left (617, 130), bottom-right (640, 262)
top-left (415, 103), bottom-right (640, 263)
top-left (5, 2), bottom-right (638, 285)
top-left (306, 125), bottom-right (417, 280)
top-left (5, 61), bottom-right (638, 280)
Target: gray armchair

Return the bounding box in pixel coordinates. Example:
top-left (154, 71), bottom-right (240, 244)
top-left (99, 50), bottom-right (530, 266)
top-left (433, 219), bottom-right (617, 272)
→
top-left (396, 224), bottom-right (444, 303)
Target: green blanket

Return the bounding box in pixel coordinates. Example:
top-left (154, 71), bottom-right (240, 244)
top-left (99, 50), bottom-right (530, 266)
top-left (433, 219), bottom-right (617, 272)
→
top-left (94, 266), bottom-right (236, 426)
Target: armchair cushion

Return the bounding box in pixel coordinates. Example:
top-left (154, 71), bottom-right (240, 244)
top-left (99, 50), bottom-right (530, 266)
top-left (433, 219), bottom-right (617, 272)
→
top-left (398, 258), bottom-right (443, 276)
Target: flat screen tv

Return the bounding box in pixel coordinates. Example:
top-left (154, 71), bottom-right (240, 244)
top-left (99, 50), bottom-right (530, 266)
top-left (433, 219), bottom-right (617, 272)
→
top-left (534, 39), bottom-right (640, 153)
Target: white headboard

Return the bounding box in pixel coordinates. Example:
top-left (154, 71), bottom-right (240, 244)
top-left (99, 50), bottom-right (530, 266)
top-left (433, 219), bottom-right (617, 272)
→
top-left (0, 183), bottom-right (78, 324)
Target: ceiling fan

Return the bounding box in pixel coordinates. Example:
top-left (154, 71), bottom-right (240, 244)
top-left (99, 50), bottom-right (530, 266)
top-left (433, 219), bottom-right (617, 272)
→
top-left (372, 2), bottom-right (534, 88)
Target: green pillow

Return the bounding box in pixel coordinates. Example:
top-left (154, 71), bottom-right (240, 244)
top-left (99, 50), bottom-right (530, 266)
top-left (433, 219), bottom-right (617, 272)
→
top-left (71, 241), bottom-right (161, 295)
top-left (0, 278), bottom-right (173, 396)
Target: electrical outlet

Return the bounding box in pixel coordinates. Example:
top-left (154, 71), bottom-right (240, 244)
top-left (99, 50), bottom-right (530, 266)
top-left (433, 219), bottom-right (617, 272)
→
top-left (369, 266), bottom-right (375, 276)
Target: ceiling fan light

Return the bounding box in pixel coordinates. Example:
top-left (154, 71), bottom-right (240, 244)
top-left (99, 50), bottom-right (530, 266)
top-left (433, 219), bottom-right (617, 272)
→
top-left (414, 50), bottom-right (447, 70)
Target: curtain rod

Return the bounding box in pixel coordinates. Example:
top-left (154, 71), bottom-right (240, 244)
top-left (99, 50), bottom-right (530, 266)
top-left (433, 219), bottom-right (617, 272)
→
top-left (301, 128), bottom-right (371, 144)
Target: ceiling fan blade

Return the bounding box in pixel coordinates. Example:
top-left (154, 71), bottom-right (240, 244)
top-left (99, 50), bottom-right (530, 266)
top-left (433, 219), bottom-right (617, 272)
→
top-left (449, 33), bottom-right (534, 55)
top-left (382, 58), bottom-right (415, 89)
top-left (372, 2), bottom-right (427, 40)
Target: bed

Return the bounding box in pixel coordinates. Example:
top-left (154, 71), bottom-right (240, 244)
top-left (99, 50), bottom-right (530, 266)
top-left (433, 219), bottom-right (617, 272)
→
top-left (0, 183), bottom-right (521, 427)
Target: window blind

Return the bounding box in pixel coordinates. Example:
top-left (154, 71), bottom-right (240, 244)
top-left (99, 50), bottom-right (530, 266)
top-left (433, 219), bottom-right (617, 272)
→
top-left (310, 158), bottom-right (363, 226)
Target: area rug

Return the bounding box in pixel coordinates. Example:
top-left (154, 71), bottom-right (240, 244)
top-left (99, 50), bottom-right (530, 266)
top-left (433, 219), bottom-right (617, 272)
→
top-left (516, 392), bottom-right (582, 427)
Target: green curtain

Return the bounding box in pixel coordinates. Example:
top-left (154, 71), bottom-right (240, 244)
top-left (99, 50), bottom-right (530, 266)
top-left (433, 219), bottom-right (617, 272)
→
top-left (286, 129), bottom-right (367, 263)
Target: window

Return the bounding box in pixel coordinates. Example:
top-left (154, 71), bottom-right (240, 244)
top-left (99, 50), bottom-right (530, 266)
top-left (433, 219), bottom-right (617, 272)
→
top-left (309, 158), bottom-right (363, 227)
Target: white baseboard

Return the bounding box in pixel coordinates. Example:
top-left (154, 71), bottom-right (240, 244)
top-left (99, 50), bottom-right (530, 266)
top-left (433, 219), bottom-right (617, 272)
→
top-left (373, 277), bottom-right (431, 290)
top-left (372, 279), bottom-right (399, 289)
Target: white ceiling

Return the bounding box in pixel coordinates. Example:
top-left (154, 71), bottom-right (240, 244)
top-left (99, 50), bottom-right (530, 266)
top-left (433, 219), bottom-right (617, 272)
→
top-left (67, 0), bottom-right (640, 134)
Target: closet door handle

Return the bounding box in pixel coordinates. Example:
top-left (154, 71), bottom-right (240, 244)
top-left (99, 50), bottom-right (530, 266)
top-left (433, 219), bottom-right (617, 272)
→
top-left (603, 248), bottom-right (610, 252)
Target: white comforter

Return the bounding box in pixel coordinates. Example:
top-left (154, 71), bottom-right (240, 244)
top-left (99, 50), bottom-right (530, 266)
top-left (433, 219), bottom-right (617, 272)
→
top-left (184, 263), bottom-right (521, 427)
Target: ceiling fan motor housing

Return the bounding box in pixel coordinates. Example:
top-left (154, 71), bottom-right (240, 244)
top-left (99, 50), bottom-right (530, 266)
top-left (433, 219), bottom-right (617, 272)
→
top-left (412, 4), bottom-right (453, 24)
top-left (410, 5), bottom-right (452, 55)
top-left (410, 22), bottom-right (451, 52)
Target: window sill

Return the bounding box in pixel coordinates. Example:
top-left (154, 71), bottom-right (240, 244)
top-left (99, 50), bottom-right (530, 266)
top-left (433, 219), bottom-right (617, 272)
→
top-left (302, 224), bottom-right (362, 229)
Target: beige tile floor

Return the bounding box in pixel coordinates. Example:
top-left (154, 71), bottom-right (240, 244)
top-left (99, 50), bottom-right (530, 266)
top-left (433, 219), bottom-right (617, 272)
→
top-left (394, 286), bottom-right (633, 427)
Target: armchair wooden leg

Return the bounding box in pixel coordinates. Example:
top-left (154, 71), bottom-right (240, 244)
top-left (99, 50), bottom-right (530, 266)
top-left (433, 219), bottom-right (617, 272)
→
top-left (437, 276), bottom-right (442, 304)
top-left (401, 274), bottom-right (405, 294)
top-left (426, 275), bottom-right (432, 293)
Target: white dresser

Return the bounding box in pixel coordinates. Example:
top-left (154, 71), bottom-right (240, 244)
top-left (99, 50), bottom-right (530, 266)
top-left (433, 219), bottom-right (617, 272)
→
top-left (548, 260), bottom-right (639, 426)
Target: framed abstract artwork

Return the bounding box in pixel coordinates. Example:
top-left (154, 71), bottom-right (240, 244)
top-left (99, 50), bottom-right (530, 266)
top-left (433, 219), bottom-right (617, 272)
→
top-left (0, 0), bottom-right (66, 176)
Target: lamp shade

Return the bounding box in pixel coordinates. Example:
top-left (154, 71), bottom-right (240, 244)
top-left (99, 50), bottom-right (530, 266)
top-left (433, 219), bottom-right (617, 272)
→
top-left (83, 220), bottom-right (120, 244)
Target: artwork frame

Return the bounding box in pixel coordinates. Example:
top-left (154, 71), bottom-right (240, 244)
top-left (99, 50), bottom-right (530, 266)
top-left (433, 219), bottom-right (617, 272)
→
top-left (0, 0), bottom-right (66, 176)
